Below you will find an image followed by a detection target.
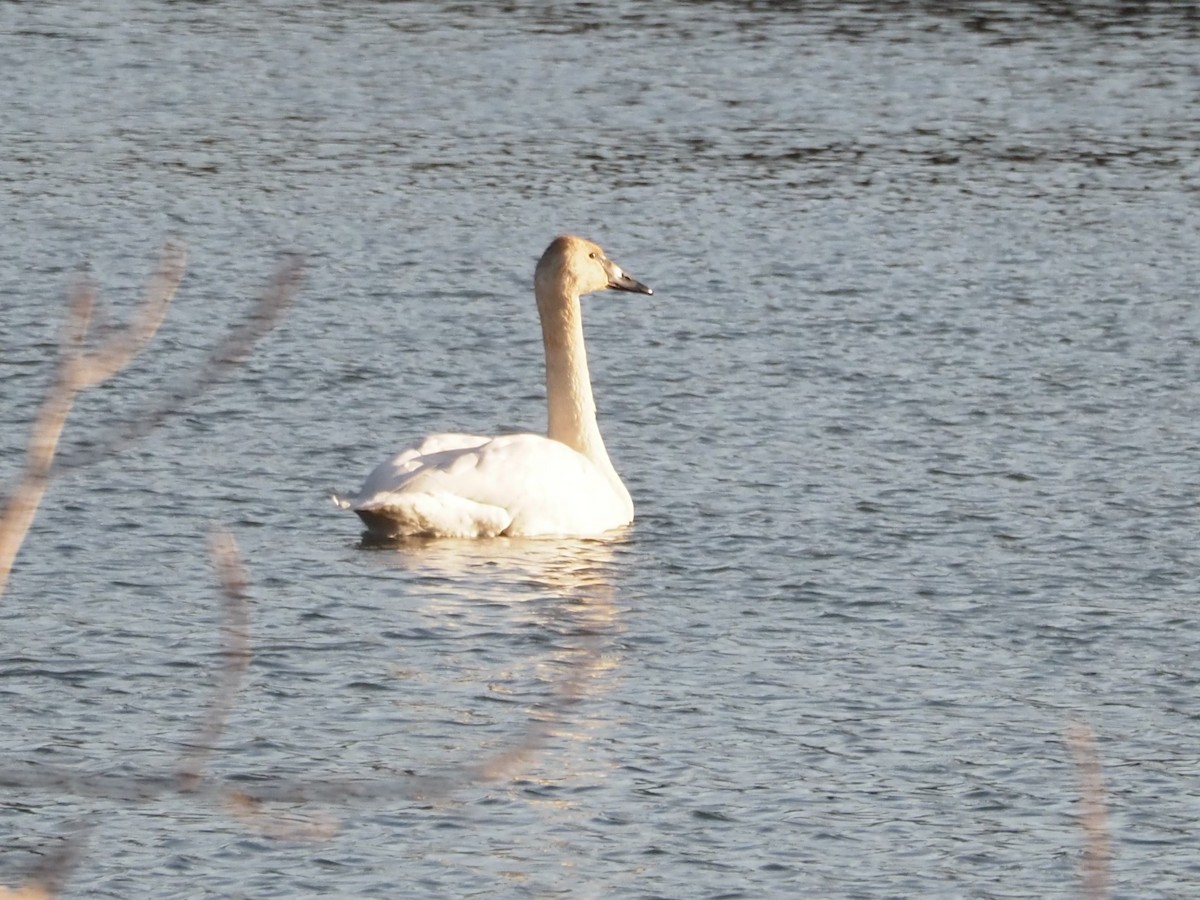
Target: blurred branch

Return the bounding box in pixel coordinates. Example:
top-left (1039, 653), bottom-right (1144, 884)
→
top-left (0, 511), bottom-right (588, 817)
top-left (0, 249), bottom-right (303, 600)
top-left (0, 248), bottom-right (607, 886)
top-left (67, 242), bottom-right (185, 388)
top-left (0, 245), bottom-right (301, 893)
top-left (1066, 722), bottom-right (1111, 900)
top-left (176, 530), bottom-right (253, 793)
top-left (222, 792), bottom-right (338, 842)
top-left (0, 822), bottom-right (89, 900)
top-left (0, 881), bottom-right (53, 899)
top-left (0, 243), bottom-right (185, 598)
top-left (51, 254), bottom-right (304, 476)
top-left (176, 530), bottom-right (336, 841)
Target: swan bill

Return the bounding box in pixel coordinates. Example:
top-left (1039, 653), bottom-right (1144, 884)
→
top-left (597, 253), bottom-right (652, 295)
top-left (606, 269), bottom-right (653, 295)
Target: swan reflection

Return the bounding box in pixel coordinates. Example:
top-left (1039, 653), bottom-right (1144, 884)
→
top-left (369, 535), bottom-right (627, 785)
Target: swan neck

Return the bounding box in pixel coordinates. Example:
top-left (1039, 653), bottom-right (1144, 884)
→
top-left (537, 285), bottom-right (612, 468)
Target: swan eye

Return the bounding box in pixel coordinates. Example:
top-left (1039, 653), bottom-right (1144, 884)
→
top-left (589, 251), bottom-right (597, 259)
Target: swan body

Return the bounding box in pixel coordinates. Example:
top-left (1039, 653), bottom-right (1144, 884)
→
top-left (336, 235), bottom-right (652, 539)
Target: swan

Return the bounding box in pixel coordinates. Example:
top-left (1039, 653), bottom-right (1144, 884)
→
top-left (334, 235), bottom-right (653, 539)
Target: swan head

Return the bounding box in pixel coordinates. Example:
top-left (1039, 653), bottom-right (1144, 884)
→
top-left (535, 235), bottom-right (653, 301)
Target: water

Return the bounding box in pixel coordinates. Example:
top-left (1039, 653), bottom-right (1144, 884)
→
top-left (2, 1), bottom-right (1199, 896)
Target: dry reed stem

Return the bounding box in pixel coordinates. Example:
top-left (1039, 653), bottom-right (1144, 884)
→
top-left (1066, 722), bottom-right (1111, 900)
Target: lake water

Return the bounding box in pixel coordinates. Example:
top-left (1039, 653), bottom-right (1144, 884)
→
top-left (2, 1), bottom-right (1199, 896)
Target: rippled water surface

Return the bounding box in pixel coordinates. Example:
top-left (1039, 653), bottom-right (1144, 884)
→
top-left (3, 2), bottom-right (1200, 896)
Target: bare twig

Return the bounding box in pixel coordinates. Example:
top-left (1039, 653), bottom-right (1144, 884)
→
top-left (0, 763), bottom-right (452, 804)
top-left (1066, 722), bottom-right (1111, 900)
top-left (221, 791), bottom-right (338, 842)
top-left (1, 250), bottom-right (304, 598)
top-left (0, 243), bottom-right (185, 598)
top-left (1, 244), bottom-right (615, 881)
top-left (52, 254), bottom-right (304, 476)
top-left (0, 527), bottom-right (602, 819)
top-left (68, 241), bottom-right (185, 389)
top-left (468, 629), bottom-right (603, 784)
top-left (0, 883), bottom-right (53, 900)
top-left (468, 720), bottom-right (555, 784)
top-left (0, 247), bottom-right (301, 890)
top-left (176, 530), bottom-right (253, 793)
top-left (0, 821), bottom-right (89, 900)
top-left (177, 530), bottom-right (337, 841)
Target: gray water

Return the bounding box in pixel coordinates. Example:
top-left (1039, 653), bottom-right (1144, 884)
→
top-left (2, 1), bottom-right (1199, 896)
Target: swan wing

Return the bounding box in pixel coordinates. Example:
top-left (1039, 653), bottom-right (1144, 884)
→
top-left (383, 432), bottom-right (491, 470)
top-left (348, 433), bottom-right (631, 538)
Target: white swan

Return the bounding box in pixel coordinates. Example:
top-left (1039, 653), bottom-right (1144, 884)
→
top-left (334, 235), bottom-right (652, 539)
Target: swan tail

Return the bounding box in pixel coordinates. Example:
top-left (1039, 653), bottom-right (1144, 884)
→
top-left (330, 491), bottom-right (354, 510)
top-left (354, 491), bottom-right (512, 539)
